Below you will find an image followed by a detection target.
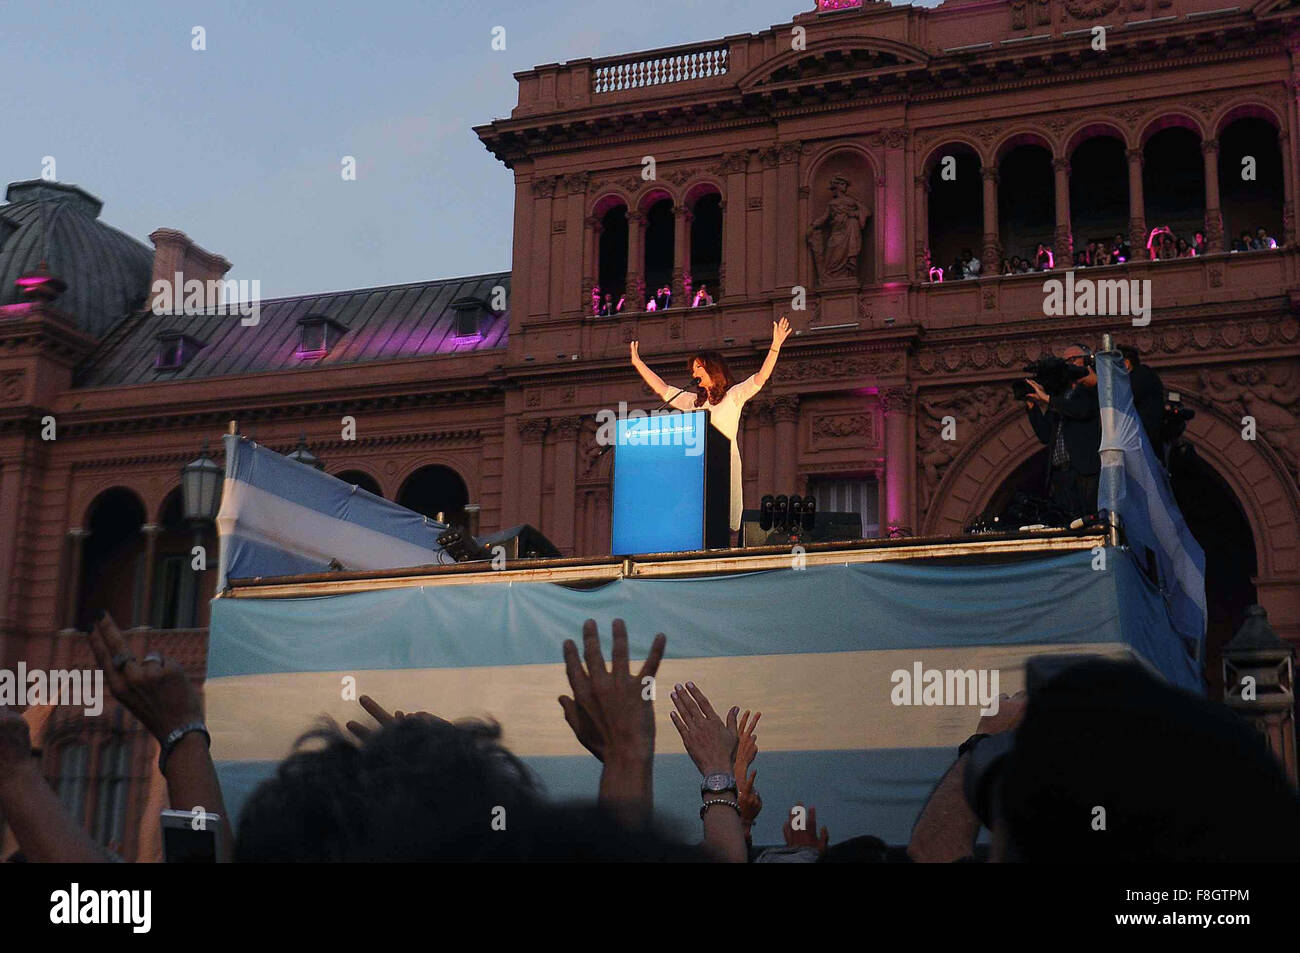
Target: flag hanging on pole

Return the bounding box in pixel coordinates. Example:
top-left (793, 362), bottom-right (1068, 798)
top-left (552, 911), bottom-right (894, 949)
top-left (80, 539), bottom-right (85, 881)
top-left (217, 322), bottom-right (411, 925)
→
top-left (216, 433), bottom-right (452, 588)
top-left (1096, 350), bottom-right (1207, 653)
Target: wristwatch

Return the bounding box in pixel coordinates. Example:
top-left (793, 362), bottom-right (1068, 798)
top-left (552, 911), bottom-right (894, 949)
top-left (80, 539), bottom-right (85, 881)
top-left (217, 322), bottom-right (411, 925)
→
top-left (700, 773), bottom-right (737, 796)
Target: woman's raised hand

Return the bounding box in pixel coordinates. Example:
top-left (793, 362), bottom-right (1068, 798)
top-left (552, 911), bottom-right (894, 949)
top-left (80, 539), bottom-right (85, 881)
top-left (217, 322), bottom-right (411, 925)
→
top-left (772, 316), bottom-right (792, 349)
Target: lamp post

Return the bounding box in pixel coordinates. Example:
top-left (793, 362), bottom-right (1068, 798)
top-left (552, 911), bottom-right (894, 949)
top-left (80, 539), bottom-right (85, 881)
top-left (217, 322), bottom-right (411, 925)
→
top-left (181, 442), bottom-right (223, 621)
top-left (1223, 605), bottom-right (1297, 787)
top-left (287, 433), bottom-right (324, 470)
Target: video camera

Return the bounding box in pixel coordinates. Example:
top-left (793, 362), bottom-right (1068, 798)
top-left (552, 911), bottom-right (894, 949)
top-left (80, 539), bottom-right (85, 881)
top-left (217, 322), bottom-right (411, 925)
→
top-left (1011, 354), bottom-right (1091, 401)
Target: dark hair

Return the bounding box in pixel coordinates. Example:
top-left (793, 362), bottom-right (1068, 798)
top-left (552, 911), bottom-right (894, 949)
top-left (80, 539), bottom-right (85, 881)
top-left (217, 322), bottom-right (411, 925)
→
top-left (1118, 344), bottom-right (1140, 366)
top-left (998, 659), bottom-right (1300, 862)
top-left (688, 350), bottom-right (736, 406)
top-left (235, 717), bottom-right (703, 862)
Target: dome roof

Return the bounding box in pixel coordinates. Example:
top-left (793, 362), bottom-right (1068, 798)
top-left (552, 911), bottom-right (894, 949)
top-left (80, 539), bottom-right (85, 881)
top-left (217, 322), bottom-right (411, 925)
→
top-left (0, 180), bottom-right (153, 338)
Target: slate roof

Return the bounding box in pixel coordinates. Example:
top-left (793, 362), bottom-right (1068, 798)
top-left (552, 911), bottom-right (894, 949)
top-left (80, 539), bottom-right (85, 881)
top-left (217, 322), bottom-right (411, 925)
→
top-left (0, 181), bottom-right (154, 338)
top-left (76, 272), bottom-right (510, 387)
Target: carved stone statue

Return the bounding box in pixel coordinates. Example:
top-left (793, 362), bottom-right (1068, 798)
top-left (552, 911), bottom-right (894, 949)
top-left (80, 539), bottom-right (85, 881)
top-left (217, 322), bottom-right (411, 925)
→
top-left (807, 175), bottom-right (871, 282)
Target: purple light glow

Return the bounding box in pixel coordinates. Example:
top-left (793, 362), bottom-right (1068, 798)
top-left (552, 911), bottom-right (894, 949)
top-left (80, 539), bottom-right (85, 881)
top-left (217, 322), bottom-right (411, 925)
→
top-left (817, 0), bottom-right (864, 9)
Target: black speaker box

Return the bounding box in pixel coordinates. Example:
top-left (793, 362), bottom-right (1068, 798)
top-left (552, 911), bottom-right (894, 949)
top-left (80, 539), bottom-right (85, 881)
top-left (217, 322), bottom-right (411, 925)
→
top-left (739, 510), bottom-right (863, 547)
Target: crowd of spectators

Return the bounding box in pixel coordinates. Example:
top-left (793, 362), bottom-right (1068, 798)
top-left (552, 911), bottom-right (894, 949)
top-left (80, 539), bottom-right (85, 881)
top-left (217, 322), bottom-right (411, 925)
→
top-left (591, 283), bottom-right (714, 316)
top-left (927, 223), bottom-right (1280, 281)
top-left (2, 609), bottom-right (1297, 864)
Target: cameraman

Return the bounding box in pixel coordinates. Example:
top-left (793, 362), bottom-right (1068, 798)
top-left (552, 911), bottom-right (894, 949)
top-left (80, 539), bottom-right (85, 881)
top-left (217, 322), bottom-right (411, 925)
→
top-left (1024, 345), bottom-right (1101, 518)
top-left (1119, 344), bottom-right (1164, 452)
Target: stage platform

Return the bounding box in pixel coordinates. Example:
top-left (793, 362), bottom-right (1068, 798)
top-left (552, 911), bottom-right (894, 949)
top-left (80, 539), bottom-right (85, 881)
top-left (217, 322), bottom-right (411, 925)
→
top-left (207, 527), bottom-right (1199, 848)
top-left (223, 528), bottom-right (1113, 596)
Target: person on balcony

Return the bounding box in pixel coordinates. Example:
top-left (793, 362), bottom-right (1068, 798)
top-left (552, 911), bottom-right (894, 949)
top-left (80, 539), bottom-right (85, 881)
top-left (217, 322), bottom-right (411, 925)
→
top-left (1034, 243), bottom-right (1054, 271)
top-left (692, 285), bottom-right (714, 307)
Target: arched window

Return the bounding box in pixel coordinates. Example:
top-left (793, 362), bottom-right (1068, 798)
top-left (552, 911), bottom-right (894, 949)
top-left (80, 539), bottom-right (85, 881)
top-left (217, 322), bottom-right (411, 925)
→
top-left (77, 488), bottom-right (146, 631)
top-left (926, 146), bottom-right (982, 277)
top-left (1068, 135), bottom-right (1128, 259)
top-left (397, 465), bottom-right (469, 528)
top-left (1219, 116), bottom-right (1283, 250)
top-left (643, 198), bottom-right (675, 300)
top-left (688, 191), bottom-right (723, 297)
top-left (998, 142), bottom-right (1055, 267)
top-left (598, 205), bottom-right (629, 302)
top-left (1143, 125), bottom-right (1206, 253)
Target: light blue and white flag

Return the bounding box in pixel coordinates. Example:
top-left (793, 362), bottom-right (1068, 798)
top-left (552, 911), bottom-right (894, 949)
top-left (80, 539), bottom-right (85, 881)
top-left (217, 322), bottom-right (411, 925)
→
top-left (216, 433), bottom-right (452, 587)
top-left (1096, 351), bottom-right (1207, 650)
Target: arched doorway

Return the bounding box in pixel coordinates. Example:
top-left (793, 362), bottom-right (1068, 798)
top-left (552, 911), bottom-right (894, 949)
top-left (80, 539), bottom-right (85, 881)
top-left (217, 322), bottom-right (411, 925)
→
top-left (334, 470), bottom-right (383, 497)
top-left (77, 488), bottom-right (146, 631)
top-left (1169, 454), bottom-right (1257, 698)
top-left (977, 448), bottom-right (1257, 696)
top-left (397, 465), bottom-right (468, 527)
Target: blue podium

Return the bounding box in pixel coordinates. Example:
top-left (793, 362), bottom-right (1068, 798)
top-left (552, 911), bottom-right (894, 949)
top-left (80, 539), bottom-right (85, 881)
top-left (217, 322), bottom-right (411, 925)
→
top-left (611, 410), bottom-right (731, 555)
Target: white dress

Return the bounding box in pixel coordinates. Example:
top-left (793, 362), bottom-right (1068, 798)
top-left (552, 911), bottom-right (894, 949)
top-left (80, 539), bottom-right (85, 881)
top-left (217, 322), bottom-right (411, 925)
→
top-left (668, 374), bottom-right (763, 531)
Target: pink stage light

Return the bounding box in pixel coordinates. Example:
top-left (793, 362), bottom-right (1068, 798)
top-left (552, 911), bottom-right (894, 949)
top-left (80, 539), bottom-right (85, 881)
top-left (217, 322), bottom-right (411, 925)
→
top-left (817, 0), bottom-right (864, 9)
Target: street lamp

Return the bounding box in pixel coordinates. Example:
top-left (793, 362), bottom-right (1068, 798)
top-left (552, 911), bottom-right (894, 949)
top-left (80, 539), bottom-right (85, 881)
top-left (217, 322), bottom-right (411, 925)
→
top-left (1223, 605), bottom-right (1297, 787)
top-left (181, 441), bottom-right (223, 524)
top-left (287, 433), bottom-right (324, 470)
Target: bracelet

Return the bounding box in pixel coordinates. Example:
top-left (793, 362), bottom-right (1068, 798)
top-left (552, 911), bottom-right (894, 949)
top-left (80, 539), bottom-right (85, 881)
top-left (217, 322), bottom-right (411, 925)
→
top-left (158, 722), bottom-right (210, 775)
top-left (700, 798), bottom-right (742, 820)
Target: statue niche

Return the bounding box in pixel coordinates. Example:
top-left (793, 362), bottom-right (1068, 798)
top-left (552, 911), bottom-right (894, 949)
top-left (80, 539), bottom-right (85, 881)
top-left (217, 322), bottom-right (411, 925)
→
top-left (806, 165), bottom-right (873, 287)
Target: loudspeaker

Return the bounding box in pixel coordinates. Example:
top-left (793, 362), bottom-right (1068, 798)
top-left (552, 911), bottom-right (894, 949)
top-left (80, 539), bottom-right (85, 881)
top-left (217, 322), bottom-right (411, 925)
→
top-left (740, 510), bottom-right (863, 547)
top-left (477, 524), bottom-right (562, 560)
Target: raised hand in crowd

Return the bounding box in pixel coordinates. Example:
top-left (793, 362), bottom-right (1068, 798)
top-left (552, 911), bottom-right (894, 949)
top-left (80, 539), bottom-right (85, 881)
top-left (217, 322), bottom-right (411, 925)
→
top-left (345, 694), bottom-right (446, 742)
top-left (735, 709), bottom-right (762, 840)
top-left (782, 802), bottom-right (830, 855)
top-left (88, 611), bottom-right (232, 861)
top-left (0, 705), bottom-right (108, 862)
top-left (669, 681), bottom-right (746, 863)
top-left (907, 690), bottom-right (1027, 863)
top-left (559, 618), bottom-right (666, 826)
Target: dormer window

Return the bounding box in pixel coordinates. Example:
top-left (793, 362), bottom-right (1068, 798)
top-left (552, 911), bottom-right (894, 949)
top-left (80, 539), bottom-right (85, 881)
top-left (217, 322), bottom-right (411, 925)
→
top-left (155, 331), bottom-right (204, 370)
top-left (450, 297), bottom-right (488, 338)
top-left (297, 314), bottom-right (346, 357)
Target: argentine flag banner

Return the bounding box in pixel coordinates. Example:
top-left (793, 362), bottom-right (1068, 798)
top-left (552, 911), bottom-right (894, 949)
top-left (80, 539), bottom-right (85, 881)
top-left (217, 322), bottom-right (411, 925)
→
top-left (1096, 350), bottom-right (1207, 652)
top-left (215, 433), bottom-right (452, 587)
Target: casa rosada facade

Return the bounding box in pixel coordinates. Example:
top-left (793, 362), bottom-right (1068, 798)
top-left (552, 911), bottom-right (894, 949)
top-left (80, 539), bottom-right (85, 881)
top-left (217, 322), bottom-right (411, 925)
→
top-left (1, 0), bottom-right (1298, 859)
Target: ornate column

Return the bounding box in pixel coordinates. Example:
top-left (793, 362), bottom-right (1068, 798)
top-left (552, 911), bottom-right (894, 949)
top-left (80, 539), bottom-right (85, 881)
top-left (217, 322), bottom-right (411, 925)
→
top-left (771, 396), bottom-right (800, 493)
top-left (1127, 148), bottom-right (1147, 258)
top-left (139, 523), bottom-right (161, 628)
top-left (1202, 138), bottom-right (1224, 253)
top-left (760, 146), bottom-right (781, 293)
top-left (880, 386), bottom-right (914, 534)
top-left (672, 204), bottom-right (692, 307)
top-left (584, 215), bottom-right (603, 314)
top-left (516, 418), bottom-right (549, 529)
top-left (719, 151), bottom-right (749, 300)
top-left (551, 416), bottom-right (581, 556)
top-left (980, 166), bottom-right (1000, 273)
top-left (749, 398), bottom-right (777, 495)
top-left (776, 141), bottom-right (802, 290)
top-left (625, 210), bottom-right (646, 311)
top-left (1052, 156), bottom-right (1073, 266)
top-left (715, 200), bottom-right (726, 299)
top-left (914, 173), bottom-right (930, 280)
top-left (1280, 130), bottom-right (1296, 247)
top-left (62, 527), bottom-right (90, 632)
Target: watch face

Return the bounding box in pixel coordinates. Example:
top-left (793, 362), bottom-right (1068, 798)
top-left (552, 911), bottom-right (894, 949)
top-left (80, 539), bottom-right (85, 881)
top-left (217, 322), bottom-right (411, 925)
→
top-left (703, 773), bottom-right (735, 792)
